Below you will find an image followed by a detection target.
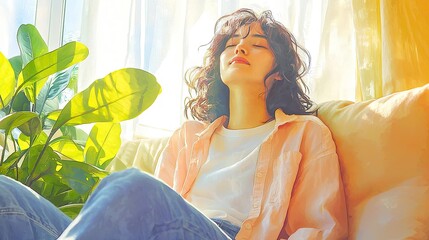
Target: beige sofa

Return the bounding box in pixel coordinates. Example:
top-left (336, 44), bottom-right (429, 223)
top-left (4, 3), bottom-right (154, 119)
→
top-left (108, 84), bottom-right (429, 239)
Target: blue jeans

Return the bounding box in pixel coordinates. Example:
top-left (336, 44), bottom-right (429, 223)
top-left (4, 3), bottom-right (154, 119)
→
top-left (0, 168), bottom-right (239, 239)
top-left (0, 174), bottom-right (71, 240)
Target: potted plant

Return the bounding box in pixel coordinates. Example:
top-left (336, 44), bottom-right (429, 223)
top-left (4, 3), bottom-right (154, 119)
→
top-left (0, 24), bottom-right (161, 218)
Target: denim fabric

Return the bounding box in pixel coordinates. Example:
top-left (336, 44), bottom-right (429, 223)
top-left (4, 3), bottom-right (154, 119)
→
top-left (59, 168), bottom-right (234, 239)
top-left (0, 175), bottom-right (72, 240)
top-left (211, 218), bottom-right (240, 239)
top-left (0, 168), bottom-right (236, 239)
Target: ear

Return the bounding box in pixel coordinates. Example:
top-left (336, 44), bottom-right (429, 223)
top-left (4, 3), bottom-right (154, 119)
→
top-left (272, 72), bottom-right (282, 81)
top-left (266, 72), bottom-right (282, 90)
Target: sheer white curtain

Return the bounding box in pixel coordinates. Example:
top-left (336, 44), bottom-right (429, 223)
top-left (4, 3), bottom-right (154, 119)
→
top-left (0, 0), bottom-right (37, 57)
top-left (76, 0), bottom-right (356, 139)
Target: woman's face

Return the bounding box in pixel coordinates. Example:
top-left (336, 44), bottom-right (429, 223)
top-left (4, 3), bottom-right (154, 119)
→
top-left (220, 22), bottom-right (277, 92)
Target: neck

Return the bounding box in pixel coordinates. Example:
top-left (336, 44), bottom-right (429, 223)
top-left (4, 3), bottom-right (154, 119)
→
top-left (227, 88), bottom-right (272, 129)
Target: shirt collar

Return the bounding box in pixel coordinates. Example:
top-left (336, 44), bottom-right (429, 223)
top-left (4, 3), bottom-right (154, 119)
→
top-left (196, 109), bottom-right (298, 139)
top-left (195, 116), bottom-right (228, 139)
top-left (274, 109), bottom-right (298, 127)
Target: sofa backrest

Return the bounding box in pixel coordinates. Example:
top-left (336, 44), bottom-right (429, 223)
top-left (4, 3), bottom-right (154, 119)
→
top-left (318, 83), bottom-right (429, 239)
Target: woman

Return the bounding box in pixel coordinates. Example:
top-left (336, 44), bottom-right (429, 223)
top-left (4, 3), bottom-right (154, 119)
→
top-left (0, 8), bottom-right (347, 239)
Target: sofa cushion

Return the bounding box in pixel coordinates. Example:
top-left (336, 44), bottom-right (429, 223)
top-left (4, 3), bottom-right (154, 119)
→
top-left (318, 83), bottom-right (429, 239)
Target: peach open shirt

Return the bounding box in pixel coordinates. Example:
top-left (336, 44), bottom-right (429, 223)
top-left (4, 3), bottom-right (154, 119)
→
top-left (155, 109), bottom-right (348, 240)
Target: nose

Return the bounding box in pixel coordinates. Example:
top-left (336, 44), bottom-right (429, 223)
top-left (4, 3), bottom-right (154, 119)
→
top-left (235, 41), bottom-right (247, 55)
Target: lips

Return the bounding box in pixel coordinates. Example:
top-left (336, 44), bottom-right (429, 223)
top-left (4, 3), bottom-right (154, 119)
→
top-left (229, 56), bottom-right (250, 65)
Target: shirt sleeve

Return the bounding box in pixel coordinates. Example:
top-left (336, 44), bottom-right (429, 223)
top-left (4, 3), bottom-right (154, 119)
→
top-left (285, 121), bottom-right (348, 240)
top-left (154, 127), bottom-right (182, 187)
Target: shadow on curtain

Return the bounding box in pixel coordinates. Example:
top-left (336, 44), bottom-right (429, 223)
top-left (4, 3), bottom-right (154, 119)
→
top-left (354, 0), bottom-right (429, 101)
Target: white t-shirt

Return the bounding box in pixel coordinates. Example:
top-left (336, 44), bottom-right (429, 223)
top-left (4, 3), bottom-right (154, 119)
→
top-left (186, 120), bottom-right (275, 226)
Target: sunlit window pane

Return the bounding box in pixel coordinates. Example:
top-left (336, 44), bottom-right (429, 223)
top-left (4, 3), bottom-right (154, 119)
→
top-left (63, 0), bottom-right (84, 44)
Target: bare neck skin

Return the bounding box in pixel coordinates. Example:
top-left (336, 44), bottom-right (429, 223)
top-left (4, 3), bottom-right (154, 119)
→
top-left (227, 87), bottom-right (272, 130)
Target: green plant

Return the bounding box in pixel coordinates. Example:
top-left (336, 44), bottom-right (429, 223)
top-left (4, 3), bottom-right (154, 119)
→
top-left (0, 24), bottom-right (161, 218)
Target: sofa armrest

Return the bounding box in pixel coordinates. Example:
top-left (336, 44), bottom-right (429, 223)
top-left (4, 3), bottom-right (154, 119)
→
top-left (106, 137), bottom-right (169, 174)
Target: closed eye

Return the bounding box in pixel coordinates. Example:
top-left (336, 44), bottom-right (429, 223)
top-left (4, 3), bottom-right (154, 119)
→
top-left (225, 44), bottom-right (236, 48)
top-left (253, 45), bottom-right (267, 49)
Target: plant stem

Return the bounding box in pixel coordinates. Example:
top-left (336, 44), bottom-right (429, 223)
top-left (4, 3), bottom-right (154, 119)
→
top-left (25, 130), bottom-right (55, 186)
top-left (7, 83), bottom-right (24, 114)
top-left (28, 169), bottom-right (49, 188)
top-left (33, 84), bottom-right (37, 112)
top-left (0, 133), bottom-right (9, 166)
top-left (6, 93), bottom-right (17, 115)
top-left (37, 89), bottom-right (50, 117)
top-left (12, 137), bottom-right (17, 152)
top-left (49, 183), bottom-right (54, 199)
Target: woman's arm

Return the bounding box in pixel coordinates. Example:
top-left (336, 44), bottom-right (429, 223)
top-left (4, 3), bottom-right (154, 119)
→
top-left (154, 121), bottom-right (204, 189)
top-left (154, 127), bottom-right (182, 187)
top-left (285, 122), bottom-right (348, 240)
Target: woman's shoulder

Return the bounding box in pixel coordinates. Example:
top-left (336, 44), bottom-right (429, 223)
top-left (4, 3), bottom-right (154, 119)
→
top-left (276, 110), bottom-right (330, 131)
top-left (179, 116), bottom-right (227, 135)
top-left (278, 114), bottom-right (337, 155)
top-left (276, 113), bottom-right (333, 140)
top-left (295, 114), bottom-right (329, 128)
top-left (174, 120), bottom-right (210, 139)
top-left (180, 119), bottom-right (209, 131)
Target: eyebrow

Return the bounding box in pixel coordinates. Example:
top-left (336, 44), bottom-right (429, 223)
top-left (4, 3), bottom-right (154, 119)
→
top-left (230, 33), bottom-right (267, 39)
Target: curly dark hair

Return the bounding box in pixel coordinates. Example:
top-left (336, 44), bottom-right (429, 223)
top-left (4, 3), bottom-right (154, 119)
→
top-left (185, 8), bottom-right (315, 122)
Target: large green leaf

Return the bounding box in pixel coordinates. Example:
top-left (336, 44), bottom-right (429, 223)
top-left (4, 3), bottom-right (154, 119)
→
top-left (36, 68), bottom-right (71, 115)
top-left (36, 77), bottom-right (60, 116)
top-left (0, 114), bottom-right (41, 164)
top-left (17, 24), bottom-right (48, 66)
top-left (36, 171), bottom-right (82, 204)
top-left (17, 116), bottom-right (42, 137)
top-left (18, 131), bottom-right (48, 150)
top-left (17, 24), bottom-right (49, 103)
top-left (50, 188), bottom-right (82, 206)
top-left (15, 41), bottom-right (89, 97)
top-left (0, 52), bottom-right (16, 109)
top-left (84, 122), bottom-right (121, 168)
top-left (0, 150), bottom-right (25, 175)
top-left (46, 109), bottom-right (61, 121)
top-left (50, 137), bottom-right (84, 162)
top-left (11, 92), bottom-right (31, 112)
top-left (8, 56), bottom-right (23, 80)
top-left (56, 160), bottom-right (108, 195)
top-left (51, 68), bottom-right (161, 131)
top-left (48, 68), bottom-right (72, 99)
top-left (59, 203), bottom-right (83, 219)
top-left (21, 144), bottom-right (60, 184)
top-left (0, 112), bottom-right (39, 137)
top-left (60, 125), bottom-right (88, 146)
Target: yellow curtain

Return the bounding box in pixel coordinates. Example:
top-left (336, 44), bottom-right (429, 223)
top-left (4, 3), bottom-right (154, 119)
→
top-left (354, 0), bottom-right (429, 101)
